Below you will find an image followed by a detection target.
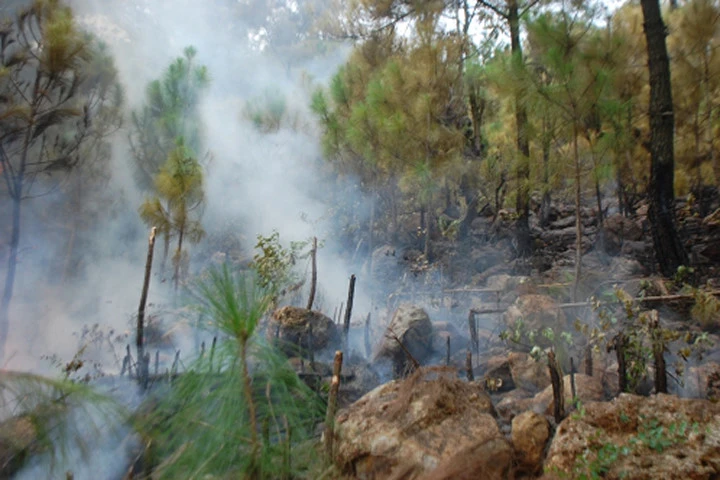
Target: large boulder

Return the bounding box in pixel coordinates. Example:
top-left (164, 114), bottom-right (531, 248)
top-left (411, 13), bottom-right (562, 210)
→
top-left (415, 438), bottom-right (513, 480)
top-left (375, 305), bottom-right (434, 376)
top-left (512, 410), bottom-right (551, 475)
top-left (267, 306), bottom-right (338, 357)
top-left (545, 393), bottom-right (720, 479)
top-left (333, 368), bottom-right (507, 479)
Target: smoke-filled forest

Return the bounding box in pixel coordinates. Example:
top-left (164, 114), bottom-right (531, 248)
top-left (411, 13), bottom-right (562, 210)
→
top-left (1, 0), bottom-right (720, 478)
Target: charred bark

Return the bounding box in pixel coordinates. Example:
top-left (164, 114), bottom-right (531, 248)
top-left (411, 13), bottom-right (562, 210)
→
top-left (509, 0), bottom-right (532, 258)
top-left (640, 0), bottom-right (689, 277)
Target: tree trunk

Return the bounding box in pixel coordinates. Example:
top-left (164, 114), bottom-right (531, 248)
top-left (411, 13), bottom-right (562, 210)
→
top-left (307, 237), bottom-right (317, 311)
top-left (640, 0), bottom-right (689, 277)
top-left (173, 224), bottom-right (185, 292)
top-left (540, 119), bottom-right (552, 228)
top-left (0, 193), bottom-right (22, 362)
top-left (509, 0), bottom-right (532, 258)
top-left (573, 124), bottom-right (583, 302)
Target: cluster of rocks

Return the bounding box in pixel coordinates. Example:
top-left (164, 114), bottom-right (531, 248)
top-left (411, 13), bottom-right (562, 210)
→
top-left (330, 367), bottom-right (720, 479)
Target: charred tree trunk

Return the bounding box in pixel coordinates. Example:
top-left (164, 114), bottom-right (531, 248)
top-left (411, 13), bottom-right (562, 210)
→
top-left (573, 124), bottom-right (583, 302)
top-left (324, 350), bottom-right (343, 460)
top-left (640, 0), bottom-right (689, 277)
top-left (509, 0), bottom-right (532, 258)
top-left (137, 227), bottom-right (157, 389)
top-left (307, 237), bottom-right (317, 311)
top-left (540, 121), bottom-right (552, 228)
top-left (0, 192), bottom-right (22, 362)
top-left (343, 275), bottom-right (356, 351)
top-left (548, 351), bottom-right (565, 423)
top-left (615, 332), bottom-right (628, 393)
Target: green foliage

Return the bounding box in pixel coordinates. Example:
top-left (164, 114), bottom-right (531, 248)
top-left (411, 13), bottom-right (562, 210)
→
top-left (0, 370), bottom-right (127, 476)
top-left (129, 46), bottom-right (209, 190)
top-left (499, 318), bottom-right (574, 362)
top-left (568, 415), bottom-right (697, 479)
top-left (243, 87), bottom-right (309, 134)
top-left (690, 288), bottom-right (720, 330)
top-left (142, 265), bottom-right (324, 479)
top-left (132, 48), bottom-right (209, 287)
top-left (251, 231), bottom-right (314, 295)
top-left (575, 288), bottom-right (713, 393)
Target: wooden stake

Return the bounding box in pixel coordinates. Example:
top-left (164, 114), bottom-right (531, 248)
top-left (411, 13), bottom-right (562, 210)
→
top-left (584, 345), bottom-right (593, 376)
top-left (649, 311), bottom-right (667, 394)
top-left (307, 237), bottom-right (318, 311)
top-left (446, 336), bottom-right (451, 366)
top-left (137, 227), bottom-right (157, 389)
top-left (468, 310), bottom-right (478, 357)
top-left (548, 350), bottom-right (565, 424)
top-left (466, 350), bottom-right (474, 381)
top-left (364, 312), bottom-right (372, 358)
top-left (614, 332), bottom-right (628, 394)
top-left (324, 350), bottom-right (343, 460)
top-left (209, 336), bottom-right (217, 373)
top-left (343, 275), bottom-right (356, 350)
top-left (570, 357), bottom-right (577, 406)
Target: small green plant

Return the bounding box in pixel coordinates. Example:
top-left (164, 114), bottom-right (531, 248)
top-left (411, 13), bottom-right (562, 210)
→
top-left (577, 288), bottom-right (713, 394)
top-left (631, 416), bottom-right (698, 453)
top-left (569, 416), bottom-right (696, 479)
top-left (141, 264), bottom-right (325, 479)
top-left (0, 371), bottom-right (126, 477)
top-left (252, 231), bottom-right (315, 294)
top-left (690, 287), bottom-right (720, 330)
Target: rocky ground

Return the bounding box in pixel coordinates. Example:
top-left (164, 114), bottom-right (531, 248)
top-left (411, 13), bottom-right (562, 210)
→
top-left (272, 192), bottom-right (720, 479)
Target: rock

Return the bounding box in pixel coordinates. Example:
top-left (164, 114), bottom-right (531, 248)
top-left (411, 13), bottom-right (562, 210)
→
top-left (268, 306), bottom-right (338, 357)
top-left (504, 295), bottom-right (569, 341)
top-left (416, 437), bottom-right (514, 480)
top-left (545, 393), bottom-right (720, 479)
top-left (512, 411), bottom-right (551, 474)
top-left (509, 352), bottom-right (551, 394)
top-left (495, 389), bottom-right (535, 421)
top-left (375, 305), bottom-right (434, 376)
top-left (339, 360), bottom-right (383, 408)
top-left (0, 415), bottom-right (40, 476)
top-left (532, 374), bottom-right (605, 416)
top-left (608, 256), bottom-right (647, 277)
top-left (334, 368), bottom-right (504, 479)
top-left (604, 214), bottom-right (644, 242)
top-left (479, 355), bottom-right (515, 393)
top-left (431, 321), bottom-right (470, 359)
top-left (673, 362), bottom-right (720, 399)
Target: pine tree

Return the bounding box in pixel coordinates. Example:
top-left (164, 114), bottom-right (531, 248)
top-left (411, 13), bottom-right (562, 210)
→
top-left (0, 0), bottom-right (123, 361)
top-left (139, 139), bottom-right (205, 291)
top-left (129, 46), bottom-right (208, 190)
top-left (640, 0), bottom-right (690, 277)
top-left (130, 47), bottom-right (209, 282)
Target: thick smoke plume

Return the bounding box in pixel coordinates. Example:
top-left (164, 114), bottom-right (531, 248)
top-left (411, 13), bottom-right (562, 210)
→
top-left (2, 0), bottom-right (365, 373)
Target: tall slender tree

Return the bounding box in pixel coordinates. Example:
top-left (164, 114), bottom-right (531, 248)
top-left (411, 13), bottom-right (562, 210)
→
top-left (130, 46), bottom-right (209, 277)
top-left (640, 0), bottom-right (689, 276)
top-left (0, 0), bottom-right (123, 361)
